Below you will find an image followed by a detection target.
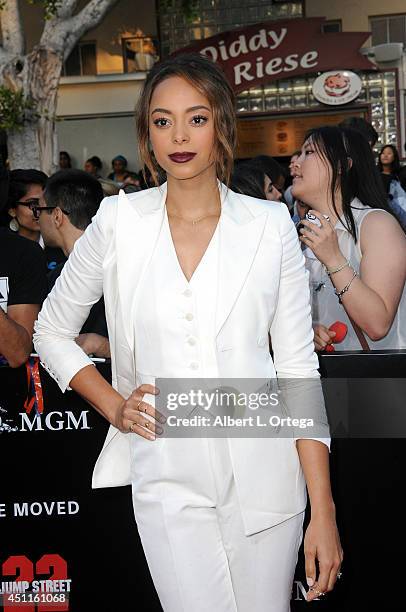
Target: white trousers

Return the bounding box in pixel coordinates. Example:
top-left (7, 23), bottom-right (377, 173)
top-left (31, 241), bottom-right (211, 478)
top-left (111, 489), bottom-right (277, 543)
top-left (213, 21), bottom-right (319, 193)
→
top-left (131, 436), bottom-right (304, 612)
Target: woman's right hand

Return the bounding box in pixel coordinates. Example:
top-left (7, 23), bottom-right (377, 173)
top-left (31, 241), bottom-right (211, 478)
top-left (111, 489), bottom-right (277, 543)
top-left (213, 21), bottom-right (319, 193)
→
top-left (114, 384), bottom-right (166, 441)
top-left (313, 324), bottom-right (336, 352)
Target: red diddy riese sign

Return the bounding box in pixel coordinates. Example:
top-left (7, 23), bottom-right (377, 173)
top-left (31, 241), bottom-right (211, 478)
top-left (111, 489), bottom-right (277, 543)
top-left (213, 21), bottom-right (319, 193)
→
top-left (174, 17), bottom-right (376, 93)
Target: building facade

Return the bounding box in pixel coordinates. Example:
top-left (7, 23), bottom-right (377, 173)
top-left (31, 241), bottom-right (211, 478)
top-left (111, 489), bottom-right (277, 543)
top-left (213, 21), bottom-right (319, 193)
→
top-left (305, 0), bottom-right (406, 157)
top-left (158, 0), bottom-right (303, 56)
top-left (57, 1), bottom-right (304, 174)
top-left (4, 0), bottom-right (406, 172)
top-left (164, 1), bottom-right (406, 160)
top-left (172, 13), bottom-right (384, 161)
top-left (7, 0), bottom-right (158, 174)
top-left (305, 0), bottom-right (406, 38)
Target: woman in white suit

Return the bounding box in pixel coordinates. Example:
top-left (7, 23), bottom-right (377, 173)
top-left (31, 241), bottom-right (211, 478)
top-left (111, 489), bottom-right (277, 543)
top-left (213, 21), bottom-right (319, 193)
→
top-left (33, 54), bottom-right (342, 610)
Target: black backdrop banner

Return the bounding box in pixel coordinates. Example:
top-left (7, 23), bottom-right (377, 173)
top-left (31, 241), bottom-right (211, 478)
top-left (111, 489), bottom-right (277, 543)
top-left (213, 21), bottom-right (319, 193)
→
top-left (1, 352), bottom-right (405, 610)
top-left (0, 359), bottom-right (160, 612)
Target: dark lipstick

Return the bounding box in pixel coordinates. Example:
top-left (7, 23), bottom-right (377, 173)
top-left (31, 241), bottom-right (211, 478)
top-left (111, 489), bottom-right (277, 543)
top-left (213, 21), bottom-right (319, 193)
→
top-left (168, 152), bottom-right (196, 163)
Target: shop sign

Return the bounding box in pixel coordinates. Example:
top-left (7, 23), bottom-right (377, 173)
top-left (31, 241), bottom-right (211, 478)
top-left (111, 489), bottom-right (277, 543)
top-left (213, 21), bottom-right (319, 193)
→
top-left (175, 17), bottom-right (375, 94)
top-left (312, 70), bottom-right (362, 105)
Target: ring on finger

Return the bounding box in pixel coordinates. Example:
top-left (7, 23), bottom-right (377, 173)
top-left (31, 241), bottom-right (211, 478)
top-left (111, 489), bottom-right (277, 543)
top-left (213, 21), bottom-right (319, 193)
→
top-left (309, 585), bottom-right (323, 594)
top-left (337, 571), bottom-right (343, 579)
top-left (137, 401), bottom-right (148, 414)
top-left (312, 588), bottom-right (325, 597)
top-left (129, 422), bottom-right (136, 433)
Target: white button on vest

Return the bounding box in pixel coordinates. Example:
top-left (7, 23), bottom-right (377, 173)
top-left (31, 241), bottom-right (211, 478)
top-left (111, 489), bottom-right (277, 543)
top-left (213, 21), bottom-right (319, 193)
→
top-left (183, 288), bottom-right (192, 297)
top-left (189, 362), bottom-right (199, 370)
top-left (185, 312), bottom-right (194, 321)
top-left (187, 336), bottom-right (196, 346)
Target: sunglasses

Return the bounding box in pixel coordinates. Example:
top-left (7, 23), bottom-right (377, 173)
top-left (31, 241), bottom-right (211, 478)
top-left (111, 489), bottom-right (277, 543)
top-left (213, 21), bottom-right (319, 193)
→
top-left (16, 199), bottom-right (40, 210)
top-left (31, 206), bottom-right (70, 220)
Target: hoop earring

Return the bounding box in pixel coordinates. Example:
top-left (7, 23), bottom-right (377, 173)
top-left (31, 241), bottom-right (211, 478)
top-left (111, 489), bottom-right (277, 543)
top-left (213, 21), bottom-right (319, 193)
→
top-left (9, 217), bottom-right (19, 232)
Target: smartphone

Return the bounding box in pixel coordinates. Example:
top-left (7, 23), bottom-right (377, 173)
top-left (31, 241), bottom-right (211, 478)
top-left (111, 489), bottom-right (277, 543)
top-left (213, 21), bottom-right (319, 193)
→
top-left (297, 212), bottom-right (329, 234)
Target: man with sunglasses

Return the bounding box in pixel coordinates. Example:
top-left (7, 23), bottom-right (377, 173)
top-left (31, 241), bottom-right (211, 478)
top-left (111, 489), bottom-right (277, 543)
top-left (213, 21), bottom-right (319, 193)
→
top-left (36, 169), bottom-right (109, 358)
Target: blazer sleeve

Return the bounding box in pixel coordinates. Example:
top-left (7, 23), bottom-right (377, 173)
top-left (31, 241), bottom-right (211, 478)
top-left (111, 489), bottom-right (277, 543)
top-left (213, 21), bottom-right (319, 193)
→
top-left (33, 195), bottom-right (117, 393)
top-left (269, 204), bottom-right (330, 449)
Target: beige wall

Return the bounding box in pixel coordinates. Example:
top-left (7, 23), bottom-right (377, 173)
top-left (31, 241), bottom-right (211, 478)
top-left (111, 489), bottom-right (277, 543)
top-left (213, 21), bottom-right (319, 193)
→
top-left (56, 74), bottom-right (146, 171)
top-left (57, 114), bottom-right (142, 176)
top-left (57, 75), bottom-right (145, 117)
top-left (306, 0), bottom-right (406, 34)
top-left (11, 0), bottom-right (157, 75)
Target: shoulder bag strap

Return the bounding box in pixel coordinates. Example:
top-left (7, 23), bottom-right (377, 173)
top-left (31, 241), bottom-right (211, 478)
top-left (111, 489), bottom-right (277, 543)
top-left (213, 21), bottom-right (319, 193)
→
top-left (347, 314), bottom-right (370, 351)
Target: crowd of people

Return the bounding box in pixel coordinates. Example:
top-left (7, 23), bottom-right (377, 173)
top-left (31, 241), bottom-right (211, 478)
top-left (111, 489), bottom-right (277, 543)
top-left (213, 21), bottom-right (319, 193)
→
top-left (0, 167), bottom-right (109, 367)
top-left (1, 114), bottom-right (406, 370)
top-left (59, 150), bottom-right (152, 192)
top-left (227, 117), bottom-right (406, 352)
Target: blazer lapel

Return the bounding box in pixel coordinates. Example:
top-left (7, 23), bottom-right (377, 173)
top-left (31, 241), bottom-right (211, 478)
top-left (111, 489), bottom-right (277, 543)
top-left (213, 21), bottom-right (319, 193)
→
top-left (116, 185), bottom-right (167, 351)
top-left (215, 186), bottom-right (269, 337)
top-left (115, 182), bottom-right (269, 346)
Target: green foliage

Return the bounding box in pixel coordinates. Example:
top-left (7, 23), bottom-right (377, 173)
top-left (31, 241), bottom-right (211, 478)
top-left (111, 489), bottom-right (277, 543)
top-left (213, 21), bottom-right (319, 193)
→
top-left (0, 1), bottom-right (61, 20)
top-left (160, 0), bottom-right (199, 23)
top-left (27, 0), bottom-right (62, 20)
top-left (0, 86), bottom-right (37, 130)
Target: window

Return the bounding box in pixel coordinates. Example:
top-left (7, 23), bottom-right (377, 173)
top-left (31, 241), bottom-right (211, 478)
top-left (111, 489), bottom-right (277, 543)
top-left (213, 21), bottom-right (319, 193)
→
top-left (236, 70), bottom-right (399, 153)
top-left (122, 36), bottom-right (159, 72)
top-left (322, 20), bottom-right (342, 33)
top-left (370, 14), bottom-right (406, 46)
top-left (63, 41), bottom-right (97, 76)
top-left (158, 1), bottom-right (303, 55)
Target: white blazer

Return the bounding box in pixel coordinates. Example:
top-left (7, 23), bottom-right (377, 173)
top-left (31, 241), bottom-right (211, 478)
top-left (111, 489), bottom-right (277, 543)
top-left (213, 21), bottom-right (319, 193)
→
top-left (33, 182), bottom-right (329, 536)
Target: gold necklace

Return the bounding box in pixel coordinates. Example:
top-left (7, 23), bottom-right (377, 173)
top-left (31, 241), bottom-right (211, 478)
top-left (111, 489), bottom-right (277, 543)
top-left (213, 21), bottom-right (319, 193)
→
top-left (167, 211), bottom-right (221, 226)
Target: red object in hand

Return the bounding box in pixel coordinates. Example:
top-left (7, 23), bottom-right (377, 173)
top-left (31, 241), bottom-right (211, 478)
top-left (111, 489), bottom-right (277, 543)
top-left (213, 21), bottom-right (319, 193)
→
top-left (328, 321), bottom-right (348, 344)
top-left (325, 344), bottom-right (335, 352)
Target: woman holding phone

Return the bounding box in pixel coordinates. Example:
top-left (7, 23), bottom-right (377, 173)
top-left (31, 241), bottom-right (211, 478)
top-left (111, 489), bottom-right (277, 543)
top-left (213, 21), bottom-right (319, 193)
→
top-left (292, 126), bottom-right (406, 351)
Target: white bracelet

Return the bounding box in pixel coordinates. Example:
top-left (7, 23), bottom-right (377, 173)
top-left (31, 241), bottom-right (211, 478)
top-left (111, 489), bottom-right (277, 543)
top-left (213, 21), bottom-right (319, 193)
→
top-left (324, 259), bottom-right (350, 277)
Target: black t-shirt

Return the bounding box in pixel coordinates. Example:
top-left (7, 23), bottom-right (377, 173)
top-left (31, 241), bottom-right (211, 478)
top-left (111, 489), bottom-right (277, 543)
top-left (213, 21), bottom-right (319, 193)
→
top-left (44, 245), bottom-right (67, 272)
top-left (0, 228), bottom-right (48, 312)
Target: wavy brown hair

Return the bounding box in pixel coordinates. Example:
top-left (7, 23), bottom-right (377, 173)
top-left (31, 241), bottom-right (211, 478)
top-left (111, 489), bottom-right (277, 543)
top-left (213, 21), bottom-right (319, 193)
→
top-left (136, 53), bottom-right (236, 186)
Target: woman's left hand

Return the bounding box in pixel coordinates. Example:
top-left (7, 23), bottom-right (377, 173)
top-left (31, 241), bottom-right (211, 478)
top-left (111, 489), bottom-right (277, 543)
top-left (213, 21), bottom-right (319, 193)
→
top-left (298, 210), bottom-right (343, 268)
top-left (304, 511), bottom-right (344, 602)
